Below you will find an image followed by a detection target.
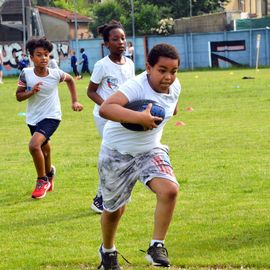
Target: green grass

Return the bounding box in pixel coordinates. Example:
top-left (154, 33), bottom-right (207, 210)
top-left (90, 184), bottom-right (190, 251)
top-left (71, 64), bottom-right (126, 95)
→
top-left (0, 69), bottom-right (269, 270)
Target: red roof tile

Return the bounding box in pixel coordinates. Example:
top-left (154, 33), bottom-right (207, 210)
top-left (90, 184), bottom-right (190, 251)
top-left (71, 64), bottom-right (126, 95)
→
top-left (37, 6), bottom-right (91, 23)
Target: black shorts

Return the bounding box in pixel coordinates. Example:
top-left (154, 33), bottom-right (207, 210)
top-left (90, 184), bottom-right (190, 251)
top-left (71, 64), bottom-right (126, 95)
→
top-left (28, 118), bottom-right (60, 145)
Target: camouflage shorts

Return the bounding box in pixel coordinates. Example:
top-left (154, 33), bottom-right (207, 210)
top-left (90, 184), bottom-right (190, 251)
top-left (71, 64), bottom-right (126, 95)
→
top-left (98, 145), bottom-right (178, 212)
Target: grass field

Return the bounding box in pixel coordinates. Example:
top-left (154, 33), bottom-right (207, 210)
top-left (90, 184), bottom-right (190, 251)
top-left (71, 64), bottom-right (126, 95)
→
top-left (0, 68), bottom-right (269, 270)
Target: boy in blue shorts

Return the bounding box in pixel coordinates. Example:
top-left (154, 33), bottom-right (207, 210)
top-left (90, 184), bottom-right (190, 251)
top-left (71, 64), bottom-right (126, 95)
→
top-left (97, 43), bottom-right (181, 269)
top-left (16, 38), bottom-right (83, 199)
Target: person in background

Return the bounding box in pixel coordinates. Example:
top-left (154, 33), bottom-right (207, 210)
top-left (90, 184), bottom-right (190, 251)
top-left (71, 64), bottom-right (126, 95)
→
top-left (0, 50), bottom-right (3, 84)
top-left (49, 54), bottom-right (59, 69)
top-left (79, 48), bottom-right (91, 79)
top-left (16, 55), bottom-right (29, 71)
top-left (71, 51), bottom-right (80, 79)
top-left (16, 37), bottom-right (83, 200)
top-left (87, 20), bottom-right (135, 214)
top-left (125, 41), bottom-right (134, 61)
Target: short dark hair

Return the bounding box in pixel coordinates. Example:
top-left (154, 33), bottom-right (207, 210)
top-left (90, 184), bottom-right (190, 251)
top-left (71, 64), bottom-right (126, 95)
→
top-left (97, 20), bottom-right (125, 42)
top-left (147, 43), bottom-right (180, 67)
top-left (80, 48), bottom-right (85, 53)
top-left (26, 37), bottom-right (53, 56)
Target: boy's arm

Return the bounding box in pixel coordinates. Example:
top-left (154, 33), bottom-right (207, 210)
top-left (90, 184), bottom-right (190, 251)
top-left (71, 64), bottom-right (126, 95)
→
top-left (78, 57), bottom-right (84, 65)
top-left (173, 102), bottom-right (178, 115)
top-left (99, 91), bottom-right (162, 130)
top-left (16, 82), bottom-right (42, 102)
top-left (63, 73), bottom-right (83, 111)
top-left (87, 81), bottom-right (104, 105)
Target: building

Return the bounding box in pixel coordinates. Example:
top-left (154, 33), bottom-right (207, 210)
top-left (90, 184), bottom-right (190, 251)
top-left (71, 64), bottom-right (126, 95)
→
top-left (225, 0), bottom-right (270, 18)
top-left (0, 0), bottom-right (92, 42)
top-left (37, 6), bottom-right (92, 41)
top-left (0, 0), bottom-right (44, 42)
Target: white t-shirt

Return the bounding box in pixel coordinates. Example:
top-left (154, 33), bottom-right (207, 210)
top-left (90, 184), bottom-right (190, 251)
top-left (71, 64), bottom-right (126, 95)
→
top-left (18, 67), bottom-right (66, 125)
top-left (49, 59), bottom-right (59, 69)
top-left (90, 55), bottom-right (135, 118)
top-left (102, 71), bottom-right (181, 156)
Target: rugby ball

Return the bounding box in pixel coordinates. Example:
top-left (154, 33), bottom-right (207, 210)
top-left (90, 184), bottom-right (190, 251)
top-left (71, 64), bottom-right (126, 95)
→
top-left (121, 99), bottom-right (165, 131)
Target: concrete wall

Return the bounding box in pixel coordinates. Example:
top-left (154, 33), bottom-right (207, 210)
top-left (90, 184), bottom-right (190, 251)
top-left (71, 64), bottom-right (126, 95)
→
top-left (174, 12), bottom-right (241, 34)
top-left (40, 14), bottom-right (69, 41)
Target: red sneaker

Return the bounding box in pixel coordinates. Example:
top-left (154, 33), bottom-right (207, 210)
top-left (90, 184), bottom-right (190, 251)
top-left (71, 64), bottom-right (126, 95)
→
top-left (47, 165), bottom-right (56, 192)
top-left (32, 178), bottom-right (51, 199)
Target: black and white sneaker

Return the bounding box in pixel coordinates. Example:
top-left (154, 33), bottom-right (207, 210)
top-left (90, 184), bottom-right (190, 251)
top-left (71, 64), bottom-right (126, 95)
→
top-left (91, 195), bottom-right (103, 213)
top-left (145, 242), bottom-right (170, 267)
top-left (98, 245), bottom-right (120, 270)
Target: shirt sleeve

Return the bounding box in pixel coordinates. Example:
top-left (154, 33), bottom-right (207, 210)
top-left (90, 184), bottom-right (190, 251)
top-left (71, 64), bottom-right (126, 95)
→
top-left (90, 61), bottom-right (104, 84)
top-left (57, 69), bottom-right (67, 82)
top-left (118, 77), bottom-right (143, 102)
top-left (17, 69), bottom-right (26, 87)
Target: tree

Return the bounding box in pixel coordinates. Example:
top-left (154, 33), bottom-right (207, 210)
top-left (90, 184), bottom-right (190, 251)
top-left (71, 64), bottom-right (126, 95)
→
top-left (131, 0), bottom-right (229, 18)
top-left (134, 4), bottom-right (166, 35)
top-left (90, 0), bottom-right (125, 37)
top-left (33, 0), bottom-right (53, 6)
top-left (49, 0), bottom-right (230, 36)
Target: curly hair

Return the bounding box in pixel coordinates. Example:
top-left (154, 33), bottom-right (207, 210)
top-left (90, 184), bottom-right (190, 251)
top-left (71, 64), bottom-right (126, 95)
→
top-left (97, 20), bottom-right (125, 42)
top-left (26, 37), bottom-right (53, 56)
top-left (147, 43), bottom-right (180, 67)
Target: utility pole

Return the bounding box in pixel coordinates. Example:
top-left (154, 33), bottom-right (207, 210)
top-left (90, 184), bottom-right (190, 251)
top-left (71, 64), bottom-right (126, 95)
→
top-left (130, 0), bottom-right (135, 65)
top-left (22, 0), bottom-right (26, 53)
top-left (74, 0), bottom-right (79, 57)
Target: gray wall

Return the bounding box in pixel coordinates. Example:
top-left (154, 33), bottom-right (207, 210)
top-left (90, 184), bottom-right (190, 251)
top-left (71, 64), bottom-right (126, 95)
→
top-left (40, 14), bottom-right (69, 41)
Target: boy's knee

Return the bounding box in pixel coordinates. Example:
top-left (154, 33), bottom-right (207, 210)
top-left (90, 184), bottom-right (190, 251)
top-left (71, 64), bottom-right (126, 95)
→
top-left (158, 183), bottom-right (178, 200)
top-left (103, 207), bottom-right (124, 221)
top-left (28, 140), bottom-right (41, 153)
top-left (165, 184), bottom-right (178, 199)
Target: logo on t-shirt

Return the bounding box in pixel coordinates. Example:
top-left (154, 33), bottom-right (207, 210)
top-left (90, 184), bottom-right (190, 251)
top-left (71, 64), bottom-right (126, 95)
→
top-left (106, 77), bottom-right (118, 90)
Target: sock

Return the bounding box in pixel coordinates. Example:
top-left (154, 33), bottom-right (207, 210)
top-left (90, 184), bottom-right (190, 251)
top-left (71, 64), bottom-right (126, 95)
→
top-left (47, 168), bottom-right (53, 177)
top-left (38, 176), bottom-right (48, 181)
top-left (102, 244), bottom-right (116, 253)
top-left (151, 240), bottom-right (164, 246)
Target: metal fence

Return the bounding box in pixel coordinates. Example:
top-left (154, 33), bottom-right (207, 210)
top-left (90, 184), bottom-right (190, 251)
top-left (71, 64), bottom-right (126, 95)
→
top-left (1, 28), bottom-right (270, 76)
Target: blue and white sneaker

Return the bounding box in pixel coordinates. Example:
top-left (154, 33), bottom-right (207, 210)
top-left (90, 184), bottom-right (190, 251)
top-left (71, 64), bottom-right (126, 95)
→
top-left (145, 242), bottom-right (170, 267)
top-left (91, 195), bottom-right (103, 213)
top-left (98, 245), bottom-right (120, 270)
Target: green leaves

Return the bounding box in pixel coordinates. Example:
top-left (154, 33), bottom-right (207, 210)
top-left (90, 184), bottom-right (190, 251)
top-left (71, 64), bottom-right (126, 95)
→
top-left (45, 0), bottom-right (230, 36)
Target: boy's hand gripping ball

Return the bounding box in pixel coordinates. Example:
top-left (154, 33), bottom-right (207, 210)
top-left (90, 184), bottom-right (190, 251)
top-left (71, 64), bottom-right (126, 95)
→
top-left (121, 99), bottom-right (165, 131)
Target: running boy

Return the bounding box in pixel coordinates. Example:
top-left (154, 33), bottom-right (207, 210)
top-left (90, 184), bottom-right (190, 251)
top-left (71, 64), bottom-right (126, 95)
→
top-left (87, 20), bottom-right (135, 213)
top-left (97, 43), bottom-right (180, 269)
top-left (16, 38), bottom-right (83, 199)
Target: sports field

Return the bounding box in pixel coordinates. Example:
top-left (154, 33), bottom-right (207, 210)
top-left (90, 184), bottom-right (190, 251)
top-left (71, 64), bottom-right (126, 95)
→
top-left (0, 68), bottom-right (269, 270)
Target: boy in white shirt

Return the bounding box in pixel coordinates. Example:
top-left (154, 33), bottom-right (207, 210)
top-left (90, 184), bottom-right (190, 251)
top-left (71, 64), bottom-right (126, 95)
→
top-left (16, 38), bottom-right (83, 199)
top-left (97, 43), bottom-right (181, 269)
